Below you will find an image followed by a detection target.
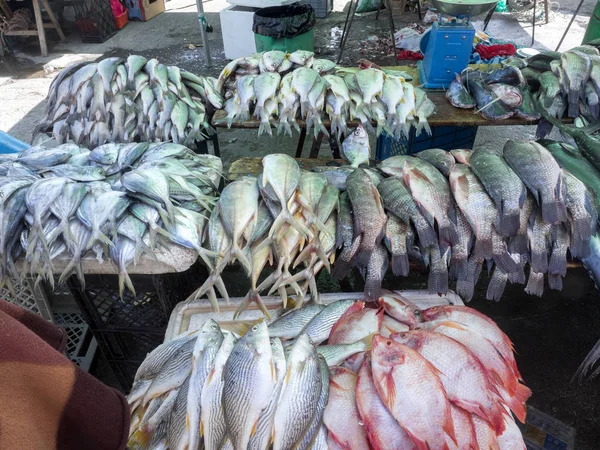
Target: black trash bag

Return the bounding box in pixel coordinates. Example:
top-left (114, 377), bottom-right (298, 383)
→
top-left (253, 4), bottom-right (316, 39)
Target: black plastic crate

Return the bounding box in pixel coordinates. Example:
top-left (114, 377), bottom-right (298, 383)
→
top-left (73, 0), bottom-right (117, 43)
top-left (67, 262), bottom-right (207, 332)
top-left (376, 126), bottom-right (478, 159)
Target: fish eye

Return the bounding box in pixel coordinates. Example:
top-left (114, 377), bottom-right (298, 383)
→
top-left (212, 325), bottom-right (218, 330)
top-left (252, 325), bottom-right (259, 332)
top-left (386, 340), bottom-right (393, 347)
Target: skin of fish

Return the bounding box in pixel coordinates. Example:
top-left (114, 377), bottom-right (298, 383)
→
top-left (141, 338), bottom-right (196, 405)
top-left (416, 149), bottom-right (456, 177)
top-left (289, 50), bottom-right (315, 67)
top-left (468, 79), bottom-right (514, 120)
top-left (127, 55), bottom-right (148, 88)
top-left (356, 354), bottom-right (417, 450)
top-left (97, 57), bottom-right (122, 96)
top-left (355, 68), bottom-right (384, 104)
top-left (291, 68), bottom-right (320, 110)
top-left (200, 332), bottom-right (236, 450)
top-left (378, 293), bottom-right (420, 327)
top-left (392, 329), bottom-right (507, 434)
top-left (222, 321), bottom-right (275, 450)
top-left (371, 335), bottom-right (456, 449)
top-left (312, 59), bottom-right (336, 74)
top-left (562, 50), bottom-right (592, 117)
top-left (378, 176), bottom-right (438, 252)
top-left (562, 169), bottom-right (597, 256)
top-left (362, 242), bottom-right (389, 300)
top-left (346, 168), bottom-right (387, 264)
top-left (186, 319), bottom-right (224, 450)
top-left (167, 375), bottom-right (191, 450)
top-left (470, 146), bottom-right (526, 236)
top-left (272, 334), bottom-right (322, 450)
top-left (316, 340), bottom-right (367, 366)
top-left (267, 304), bottom-right (326, 339)
top-left (298, 299), bottom-right (356, 345)
top-left (503, 140), bottom-right (566, 224)
top-left (449, 164), bottom-right (498, 260)
top-left (446, 74), bottom-right (476, 108)
top-left (323, 366), bottom-right (370, 449)
top-left (328, 303), bottom-right (382, 345)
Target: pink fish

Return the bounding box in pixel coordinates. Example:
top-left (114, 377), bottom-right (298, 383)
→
top-left (378, 292), bottom-right (421, 327)
top-left (447, 405), bottom-right (478, 450)
top-left (497, 407), bottom-right (526, 450)
top-left (391, 329), bottom-right (506, 435)
top-left (420, 306), bottom-right (521, 380)
top-left (371, 335), bottom-right (456, 450)
top-left (356, 354), bottom-right (417, 450)
top-left (329, 306), bottom-right (383, 345)
top-left (472, 414), bottom-right (501, 450)
top-left (323, 366), bottom-right (370, 450)
top-left (343, 351), bottom-right (368, 373)
top-left (379, 315), bottom-right (409, 338)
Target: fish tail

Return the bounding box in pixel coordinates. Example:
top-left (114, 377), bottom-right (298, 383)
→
top-left (508, 234), bottom-right (528, 255)
top-left (207, 287), bottom-right (220, 313)
top-left (494, 250), bottom-right (519, 274)
top-left (415, 221), bottom-right (438, 249)
top-left (473, 237), bottom-right (493, 260)
top-left (385, 113), bottom-right (398, 134)
top-left (568, 89), bottom-right (581, 117)
top-left (535, 118), bottom-right (554, 139)
top-left (486, 401), bottom-right (508, 436)
top-left (196, 247), bottom-right (216, 271)
top-left (449, 256), bottom-right (467, 281)
top-left (118, 268), bottom-right (136, 298)
top-left (570, 235), bottom-right (588, 259)
top-left (232, 243), bottom-right (252, 276)
top-left (486, 267), bottom-right (508, 302)
top-left (214, 276), bottom-right (231, 305)
top-left (548, 273), bottom-right (563, 290)
top-left (331, 250), bottom-right (352, 280)
top-left (284, 210), bottom-right (314, 239)
top-left (498, 212), bottom-right (520, 237)
top-left (364, 270), bottom-right (383, 301)
top-left (391, 253), bottom-right (410, 277)
top-left (548, 251), bottom-right (567, 277)
top-left (508, 264), bottom-right (527, 284)
top-left (258, 120), bottom-right (272, 137)
top-left (456, 279), bottom-right (475, 302)
top-left (541, 199), bottom-right (561, 224)
top-left (531, 250), bottom-right (548, 273)
top-left (438, 219), bottom-right (458, 246)
top-left (525, 270), bottom-right (544, 297)
top-left (504, 383), bottom-right (531, 423)
top-left (428, 268), bottom-right (448, 296)
top-left (85, 229), bottom-right (114, 251)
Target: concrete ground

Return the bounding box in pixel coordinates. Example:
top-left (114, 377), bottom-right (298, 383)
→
top-left (3, 0), bottom-right (600, 447)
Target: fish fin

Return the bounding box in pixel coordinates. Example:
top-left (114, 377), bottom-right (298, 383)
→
top-left (541, 198), bottom-right (561, 224)
top-left (531, 249), bottom-right (548, 273)
top-left (207, 288), bottom-right (220, 313)
top-left (234, 290), bottom-right (271, 319)
top-left (258, 120), bottom-right (273, 137)
top-left (486, 267), bottom-right (508, 302)
top-left (548, 249), bottom-right (567, 277)
top-left (508, 235), bottom-right (528, 254)
top-left (507, 383), bottom-right (531, 423)
top-left (573, 337), bottom-right (600, 383)
top-left (118, 268), bottom-right (136, 298)
top-left (525, 270), bottom-right (544, 297)
top-left (214, 276), bottom-right (230, 305)
top-left (508, 264), bottom-right (527, 285)
top-left (85, 229), bottom-right (114, 251)
top-left (129, 427), bottom-right (152, 449)
top-left (568, 89), bottom-right (581, 117)
top-left (232, 243), bottom-right (252, 277)
top-left (536, 118), bottom-right (554, 138)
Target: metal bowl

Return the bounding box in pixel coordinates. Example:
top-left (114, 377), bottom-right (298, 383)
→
top-left (430, 0), bottom-right (498, 17)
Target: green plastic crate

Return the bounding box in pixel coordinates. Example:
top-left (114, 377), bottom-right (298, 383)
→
top-left (254, 29), bottom-right (314, 53)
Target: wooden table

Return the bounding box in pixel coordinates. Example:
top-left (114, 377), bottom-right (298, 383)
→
top-left (228, 157), bottom-right (347, 181)
top-left (212, 65), bottom-right (545, 158)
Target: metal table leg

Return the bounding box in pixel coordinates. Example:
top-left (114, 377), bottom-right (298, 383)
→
top-left (309, 132), bottom-right (325, 158)
top-left (555, 0), bottom-right (586, 51)
top-left (195, 0), bottom-right (212, 67)
top-left (532, 0), bottom-right (536, 46)
top-left (329, 135), bottom-right (341, 159)
top-left (483, 8), bottom-right (494, 31)
top-left (386, 0), bottom-right (398, 60)
top-left (295, 127), bottom-right (307, 158)
top-left (337, 0), bottom-right (359, 64)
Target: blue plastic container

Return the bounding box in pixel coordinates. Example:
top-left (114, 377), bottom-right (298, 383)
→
top-left (0, 130), bottom-right (28, 154)
top-left (375, 126), bottom-right (478, 159)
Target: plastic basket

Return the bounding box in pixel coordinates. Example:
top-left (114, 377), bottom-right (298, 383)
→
top-left (298, 0), bottom-right (332, 18)
top-left (376, 126), bottom-right (478, 159)
top-left (73, 0), bottom-right (117, 43)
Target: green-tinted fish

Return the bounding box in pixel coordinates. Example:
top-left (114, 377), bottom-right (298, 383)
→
top-left (267, 303), bottom-right (326, 339)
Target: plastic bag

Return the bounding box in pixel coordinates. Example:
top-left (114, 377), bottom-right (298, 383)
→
top-left (394, 27), bottom-right (423, 51)
top-left (356, 0), bottom-right (383, 14)
top-left (253, 5), bottom-right (316, 39)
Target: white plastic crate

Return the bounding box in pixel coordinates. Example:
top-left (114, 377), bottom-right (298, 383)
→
top-left (220, 5), bottom-right (258, 59)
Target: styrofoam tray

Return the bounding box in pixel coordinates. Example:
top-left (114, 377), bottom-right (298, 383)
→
top-left (164, 290), bottom-right (464, 341)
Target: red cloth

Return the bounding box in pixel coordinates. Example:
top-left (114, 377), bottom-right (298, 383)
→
top-left (475, 43), bottom-right (517, 60)
top-left (396, 50), bottom-right (424, 61)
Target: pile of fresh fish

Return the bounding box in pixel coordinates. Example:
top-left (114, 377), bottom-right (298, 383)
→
top-left (127, 296), bottom-right (529, 450)
top-left (446, 66), bottom-right (541, 121)
top-left (369, 141), bottom-right (597, 302)
top-left (216, 50), bottom-right (435, 139)
top-left (34, 56), bottom-right (222, 148)
top-left (0, 142), bottom-right (221, 295)
top-left (187, 153), bottom-right (340, 317)
top-left (507, 44), bottom-right (600, 137)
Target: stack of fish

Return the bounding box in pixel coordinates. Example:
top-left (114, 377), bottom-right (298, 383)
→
top-left (187, 153), bottom-right (340, 318)
top-left (127, 296), bottom-right (529, 450)
top-left (35, 56), bottom-right (223, 148)
top-left (0, 142), bottom-right (221, 295)
top-left (510, 44), bottom-right (600, 137)
top-left (372, 141), bottom-right (597, 302)
top-left (446, 66), bottom-right (541, 121)
top-left (216, 50), bottom-right (435, 139)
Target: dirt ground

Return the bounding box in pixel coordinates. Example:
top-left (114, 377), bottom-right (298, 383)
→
top-left (2, 0), bottom-right (600, 447)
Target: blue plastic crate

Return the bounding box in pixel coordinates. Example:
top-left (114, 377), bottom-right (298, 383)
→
top-left (375, 126), bottom-right (478, 159)
top-left (0, 130), bottom-right (27, 154)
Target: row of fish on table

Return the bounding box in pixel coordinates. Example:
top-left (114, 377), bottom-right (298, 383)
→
top-left (0, 142), bottom-right (221, 294)
top-left (34, 56), bottom-right (222, 148)
top-left (446, 65), bottom-right (540, 121)
top-left (191, 136), bottom-right (598, 318)
top-left (128, 296), bottom-right (529, 450)
top-left (216, 50), bottom-right (435, 140)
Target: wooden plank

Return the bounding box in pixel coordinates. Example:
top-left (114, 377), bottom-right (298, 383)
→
top-left (40, 0), bottom-right (66, 41)
top-left (32, 0), bottom-right (48, 57)
top-left (3, 30), bottom-right (40, 36)
top-left (16, 245), bottom-right (198, 276)
top-left (228, 157), bottom-right (346, 181)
